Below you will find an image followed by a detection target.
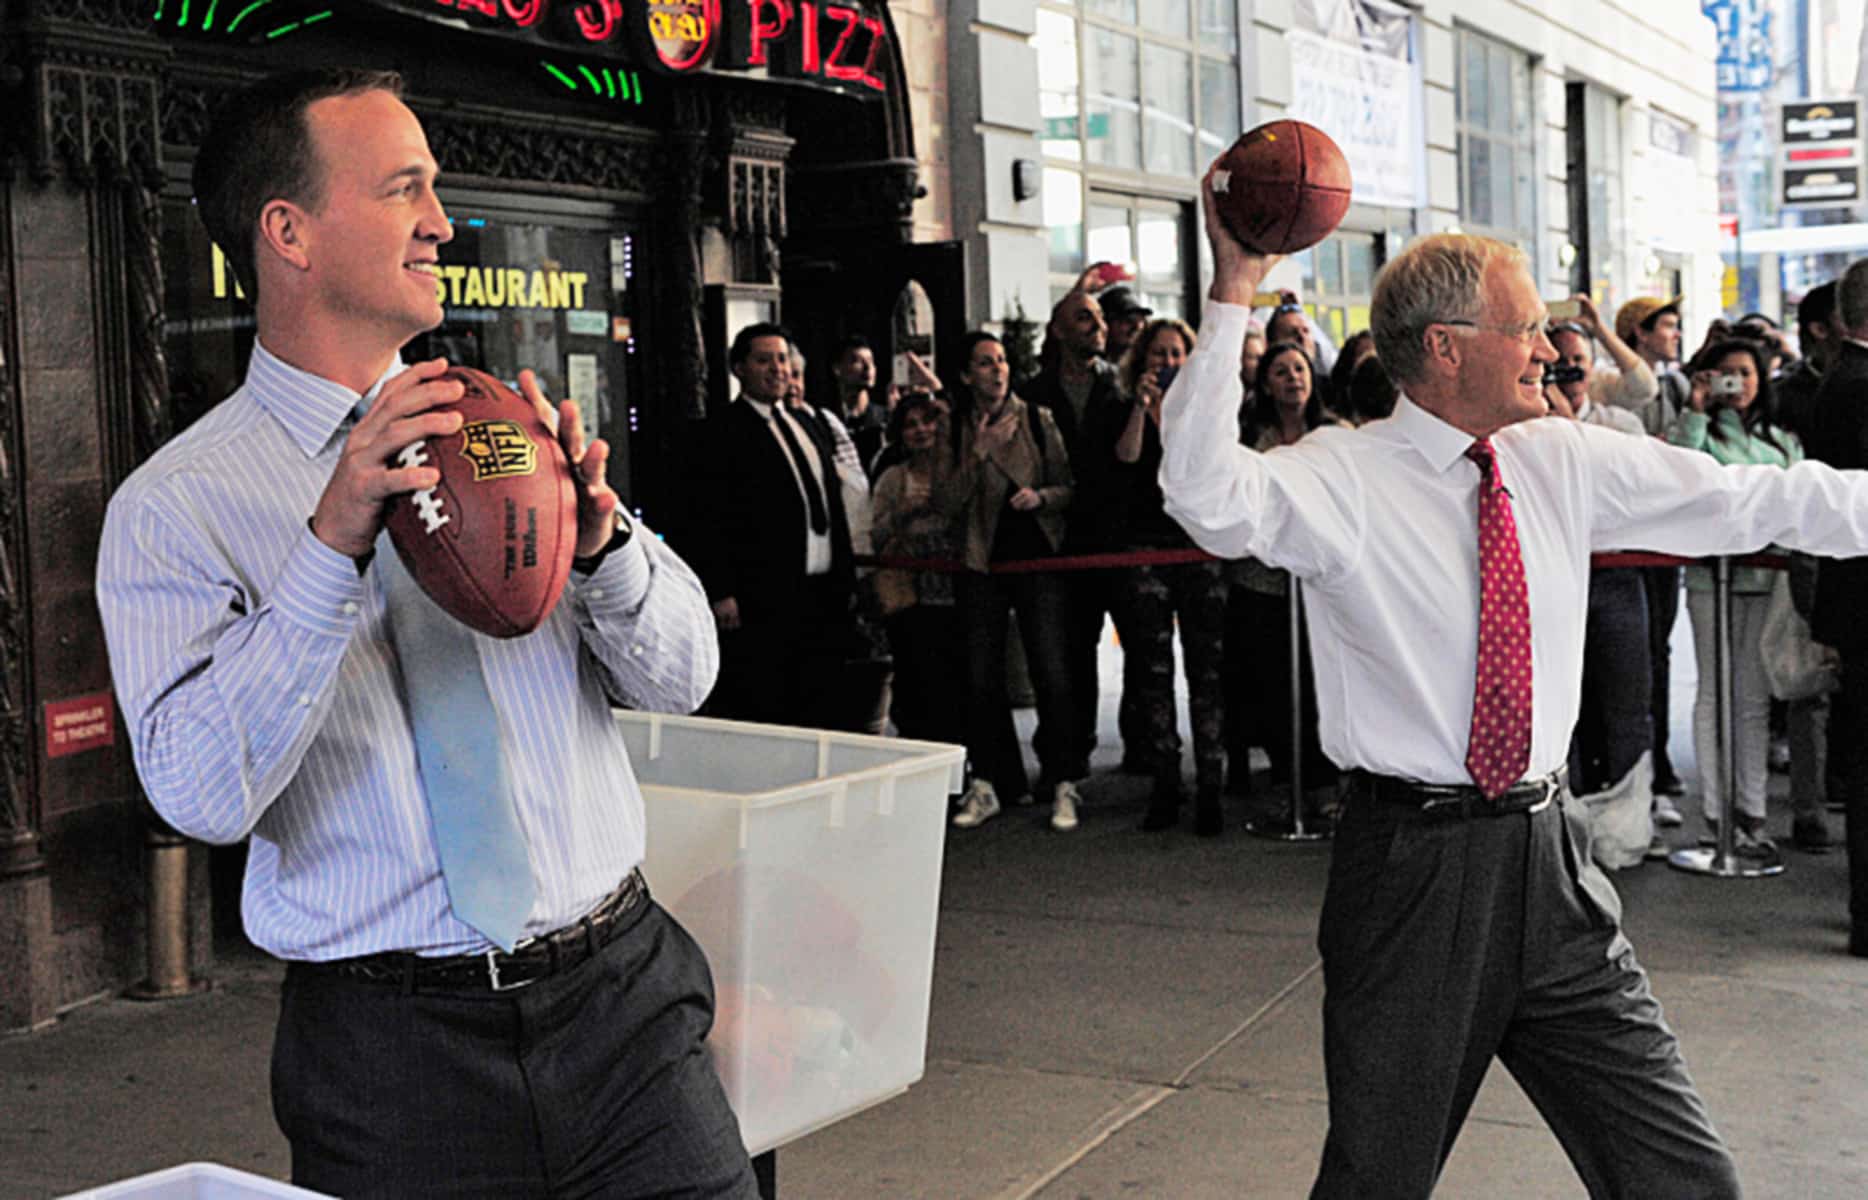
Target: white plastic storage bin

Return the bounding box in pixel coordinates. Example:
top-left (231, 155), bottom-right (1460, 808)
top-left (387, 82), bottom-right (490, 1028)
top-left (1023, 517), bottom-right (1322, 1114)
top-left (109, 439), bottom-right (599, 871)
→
top-left (58, 1163), bottom-right (328, 1199)
top-left (616, 712), bottom-right (963, 1156)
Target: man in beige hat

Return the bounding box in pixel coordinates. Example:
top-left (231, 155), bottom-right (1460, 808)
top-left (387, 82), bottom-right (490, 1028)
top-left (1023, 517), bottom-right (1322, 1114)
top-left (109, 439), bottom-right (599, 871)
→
top-left (1613, 295), bottom-right (1687, 435)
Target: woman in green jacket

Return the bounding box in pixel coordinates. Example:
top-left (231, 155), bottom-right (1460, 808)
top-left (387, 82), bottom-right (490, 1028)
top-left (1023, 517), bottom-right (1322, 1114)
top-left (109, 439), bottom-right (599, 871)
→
top-left (1668, 338), bottom-right (1800, 854)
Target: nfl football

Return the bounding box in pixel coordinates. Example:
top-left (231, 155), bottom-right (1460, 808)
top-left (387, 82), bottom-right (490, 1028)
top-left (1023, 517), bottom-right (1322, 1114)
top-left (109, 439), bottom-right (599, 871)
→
top-left (382, 366), bottom-right (578, 638)
top-left (1211, 120), bottom-right (1353, 254)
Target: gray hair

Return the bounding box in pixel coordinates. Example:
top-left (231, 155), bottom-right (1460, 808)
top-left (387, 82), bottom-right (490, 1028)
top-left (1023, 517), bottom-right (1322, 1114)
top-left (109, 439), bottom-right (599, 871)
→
top-left (1838, 259), bottom-right (1868, 332)
top-left (1371, 234), bottom-right (1527, 387)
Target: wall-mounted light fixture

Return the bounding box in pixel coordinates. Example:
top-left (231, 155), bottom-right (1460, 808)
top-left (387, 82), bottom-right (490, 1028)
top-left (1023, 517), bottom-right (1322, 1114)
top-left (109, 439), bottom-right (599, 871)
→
top-left (1013, 158), bottom-right (1040, 202)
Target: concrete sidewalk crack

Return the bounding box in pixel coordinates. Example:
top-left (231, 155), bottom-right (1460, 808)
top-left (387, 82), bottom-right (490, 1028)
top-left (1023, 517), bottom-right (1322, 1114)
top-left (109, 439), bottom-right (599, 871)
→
top-left (994, 962), bottom-right (1322, 1200)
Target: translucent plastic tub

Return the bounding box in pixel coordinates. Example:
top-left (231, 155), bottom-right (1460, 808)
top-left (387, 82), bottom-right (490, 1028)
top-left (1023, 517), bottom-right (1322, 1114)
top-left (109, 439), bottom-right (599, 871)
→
top-left (616, 712), bottom-right (963, 1155)
top-left (58, 1163), bottom-right (327, 1199)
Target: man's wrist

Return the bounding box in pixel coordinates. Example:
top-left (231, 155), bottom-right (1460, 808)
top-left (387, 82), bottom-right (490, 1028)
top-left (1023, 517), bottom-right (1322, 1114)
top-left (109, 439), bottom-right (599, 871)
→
top-left (573, 511), bottom-right (635, 574)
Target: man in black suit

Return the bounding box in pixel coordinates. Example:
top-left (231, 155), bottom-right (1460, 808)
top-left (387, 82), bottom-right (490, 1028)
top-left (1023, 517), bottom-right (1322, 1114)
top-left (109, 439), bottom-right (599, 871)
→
top-left (684, 322), bottom-right (861, 730)
top-left (1803, 259), bottom-right (1868, 958)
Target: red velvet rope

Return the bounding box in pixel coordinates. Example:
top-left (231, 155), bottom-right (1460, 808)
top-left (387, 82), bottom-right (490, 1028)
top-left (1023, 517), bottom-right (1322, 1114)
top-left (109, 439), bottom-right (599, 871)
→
top-left (859, 549), bottom-right (1793, 575)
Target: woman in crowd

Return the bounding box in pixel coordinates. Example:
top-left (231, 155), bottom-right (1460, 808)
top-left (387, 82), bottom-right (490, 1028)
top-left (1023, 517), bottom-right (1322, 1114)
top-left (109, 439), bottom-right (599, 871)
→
top-left (941, 331), bottom-right (1086, 833)
top-left (1325, 328), bottom-right (1377, 420)
top-left (1113, 317), bottom-right (1230, 835)
top-left (870, 391), bottom-right (966, 749)
top-left (1669, 338), bottom-right (1802, 853)
top-left (1344, 352), bottom-right (1397, 425)
top-left (1223, 342), bottom-right (1339, 805)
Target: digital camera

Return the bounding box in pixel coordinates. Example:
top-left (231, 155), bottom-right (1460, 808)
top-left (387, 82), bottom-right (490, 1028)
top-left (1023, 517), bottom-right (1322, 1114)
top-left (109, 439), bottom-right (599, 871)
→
top-left (1542, 363), bottom-right (1586, 386)
top-left (1711, 373), bottom-right (1746, 397)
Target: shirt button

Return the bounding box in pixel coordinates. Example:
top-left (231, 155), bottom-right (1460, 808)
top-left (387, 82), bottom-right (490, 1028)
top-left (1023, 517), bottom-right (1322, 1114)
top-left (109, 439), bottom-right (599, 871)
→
top-left (587, 588), bottom-right (605, 601)
top-left (341, 602), bottom-right (360, 616)
top-left (298, 693), bottom-right (313, 708)
top-left (632, 644), bottom-right (645, 657)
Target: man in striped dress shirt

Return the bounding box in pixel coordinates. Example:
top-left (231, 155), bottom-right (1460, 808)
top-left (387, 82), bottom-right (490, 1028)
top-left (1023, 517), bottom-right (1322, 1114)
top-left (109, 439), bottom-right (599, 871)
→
top-left (96, 69), bottom-right (757, 1198)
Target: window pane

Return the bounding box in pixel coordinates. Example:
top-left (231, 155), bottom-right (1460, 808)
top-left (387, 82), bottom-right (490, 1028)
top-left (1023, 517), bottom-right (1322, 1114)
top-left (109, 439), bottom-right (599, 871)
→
top-left (1198, 55), bottom-right (1239, 159)
top-left (1088, 200), bottom-right (1133, 267)
top-left (1197, 0), bottom-right (1236, 53)
top-left (1488, 46), bottom-right (1510, 136)
top-left (1086, 29), bottom-right (1142, 170)
top-left (1314, 238), bottom-right (1344, 296)
top-left (1460, 34), bottom-right (1487, 128)
top-left (1086, 0), bottom-right (1138, 21)
top-left (1136, 204), bottom-right (1183, 296)
top-left (1514, 144), bottom-right (1535, 235)
top-left (1045, 168), bottom-right (1085, 274)
top-left (1343, 236), bottom-right (1376, 295)
top-left (1037, 9), bottom-right (1083, 163)
top-left (1142, 43), bottom-right (1195, 177)
top-left (1140, 0), bottom-right (1190, 37)
top-left (1511, 53), bottom-right (1534, 143)
top-left (1467, 136), bottom-right (1493, 227)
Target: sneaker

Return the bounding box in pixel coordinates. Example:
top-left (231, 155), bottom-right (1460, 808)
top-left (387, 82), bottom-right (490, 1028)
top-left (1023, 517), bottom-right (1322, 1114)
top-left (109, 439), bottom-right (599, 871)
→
top-left (1792, 816), bottom-right (1834, 854)
top-left (1051, 780), bottom-right (1082, 832)
top-left (1653, 795), bottom-right (1684, 828)
top-left (952, 781), bottom-right (1001, 829)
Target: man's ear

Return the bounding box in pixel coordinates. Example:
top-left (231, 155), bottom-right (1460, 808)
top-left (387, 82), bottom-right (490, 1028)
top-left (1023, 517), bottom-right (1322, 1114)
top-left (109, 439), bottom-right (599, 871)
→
top-left (257, 198), bottom-right (313, 274)
top-left (1421, 324), bottom-right (1463, 380)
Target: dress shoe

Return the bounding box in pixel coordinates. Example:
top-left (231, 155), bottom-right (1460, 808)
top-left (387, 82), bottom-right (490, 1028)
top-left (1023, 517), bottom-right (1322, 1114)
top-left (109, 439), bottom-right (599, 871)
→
top-left (1791, 816), bottom-right (1833, 853)
top-left (1194, 786), bottom-right (1224, 837)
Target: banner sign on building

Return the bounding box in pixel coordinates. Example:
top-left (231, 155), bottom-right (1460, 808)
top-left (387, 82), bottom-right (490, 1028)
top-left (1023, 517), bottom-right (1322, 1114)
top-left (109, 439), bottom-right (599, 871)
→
top-left (1703, 0), bottom-right (1773, 92)
top-left (1782, 165), bottom-right (1862, 206)
top-left (1285, 29), bottom-right (1425, 210)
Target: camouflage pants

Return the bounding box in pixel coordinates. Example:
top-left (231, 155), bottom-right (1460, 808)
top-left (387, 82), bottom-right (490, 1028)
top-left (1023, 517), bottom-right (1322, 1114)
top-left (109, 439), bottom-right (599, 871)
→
top-left (1119, 559), bottom-right (1230, 789)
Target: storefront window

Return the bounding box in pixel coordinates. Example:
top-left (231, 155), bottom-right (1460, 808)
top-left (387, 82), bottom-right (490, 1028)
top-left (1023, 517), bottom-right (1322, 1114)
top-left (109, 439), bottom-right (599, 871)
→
top-left (1567, 81), bottom-right (1624, 313)
top-left (1456, 28), bottom-right (1537, 250)
top-left (1287, 231), bottom-right (1383, 346)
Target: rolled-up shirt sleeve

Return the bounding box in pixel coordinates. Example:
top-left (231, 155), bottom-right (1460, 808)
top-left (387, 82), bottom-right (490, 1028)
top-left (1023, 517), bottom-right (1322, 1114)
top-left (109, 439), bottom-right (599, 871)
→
top-left (566, 525), bottom-right (719, 715)
top-left (98, 503), bottom-right (365, 844)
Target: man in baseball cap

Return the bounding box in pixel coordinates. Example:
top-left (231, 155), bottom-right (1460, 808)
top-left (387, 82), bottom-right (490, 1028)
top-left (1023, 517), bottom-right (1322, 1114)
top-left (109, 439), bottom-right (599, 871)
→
top-left (1097, 284), bottom-right (1154, 364)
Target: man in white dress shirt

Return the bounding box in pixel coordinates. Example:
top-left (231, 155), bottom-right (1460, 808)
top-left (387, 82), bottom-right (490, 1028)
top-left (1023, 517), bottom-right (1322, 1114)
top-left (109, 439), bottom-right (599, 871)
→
top-left (1159, 169), bottom-right (1868, 1197)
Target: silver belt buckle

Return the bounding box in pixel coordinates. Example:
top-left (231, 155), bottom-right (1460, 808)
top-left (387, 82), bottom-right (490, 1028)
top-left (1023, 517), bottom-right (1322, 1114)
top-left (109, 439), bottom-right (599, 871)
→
top-left (485, 948), bottom-right (535, 993)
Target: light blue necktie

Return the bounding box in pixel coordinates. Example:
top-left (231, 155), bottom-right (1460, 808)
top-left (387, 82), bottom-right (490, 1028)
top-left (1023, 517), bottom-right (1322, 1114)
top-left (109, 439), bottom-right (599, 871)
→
top-left (357, 395), bottom-right (536, 951)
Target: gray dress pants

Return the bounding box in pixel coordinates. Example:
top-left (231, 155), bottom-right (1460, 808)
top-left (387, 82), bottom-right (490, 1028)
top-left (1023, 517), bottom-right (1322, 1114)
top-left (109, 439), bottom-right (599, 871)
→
top-left (1312, 785), bottom-right (1741, 1199)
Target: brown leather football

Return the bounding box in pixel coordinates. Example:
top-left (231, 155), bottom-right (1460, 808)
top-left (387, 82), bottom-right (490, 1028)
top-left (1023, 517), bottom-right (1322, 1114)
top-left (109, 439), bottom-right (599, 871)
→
top-left (1211, 120), bottom-right (1353, 254)
top-left (382, 366), bottom-right (578, 638)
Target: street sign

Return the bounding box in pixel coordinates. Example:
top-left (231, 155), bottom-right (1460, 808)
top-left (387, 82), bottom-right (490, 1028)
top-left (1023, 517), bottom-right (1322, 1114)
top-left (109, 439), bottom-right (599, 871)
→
top-left (1782, 165), bottom-right (1861, 207)
top-left (1778, 99), bottom-right (1863, 207)
top-left (1703, 0), bottom-right (1774, 92)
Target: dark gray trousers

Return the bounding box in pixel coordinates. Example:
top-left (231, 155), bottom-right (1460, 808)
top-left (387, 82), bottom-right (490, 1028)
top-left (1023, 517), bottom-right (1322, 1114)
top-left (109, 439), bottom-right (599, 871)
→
top-left (1312, 788), bottom-right (1740, 1199)
top-left (273, 899), bottom-right (758, 1199)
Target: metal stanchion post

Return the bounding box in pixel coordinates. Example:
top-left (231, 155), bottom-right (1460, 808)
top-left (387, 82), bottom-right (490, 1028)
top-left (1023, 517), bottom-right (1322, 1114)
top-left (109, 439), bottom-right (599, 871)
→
top-left (1248, 579), bottom-right (1330, 842)
top-left (1670, 555), bottom-right (1785, 877)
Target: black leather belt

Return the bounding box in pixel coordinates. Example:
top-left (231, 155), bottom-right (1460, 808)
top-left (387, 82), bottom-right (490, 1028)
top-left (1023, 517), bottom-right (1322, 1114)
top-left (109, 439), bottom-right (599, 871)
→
top-left (1346, 767), bottom-right (1567, 820)
top-left (313, 868), bottom-right (649, 993)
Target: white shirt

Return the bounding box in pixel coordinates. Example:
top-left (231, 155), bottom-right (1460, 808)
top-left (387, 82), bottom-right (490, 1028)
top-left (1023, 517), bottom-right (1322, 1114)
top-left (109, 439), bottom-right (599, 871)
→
top-left (1160, 302), bottom-right (1868, 786)
top-left (743, 396), bottom-right (834, 575)
top-left (1572, 396), bottom-right (1646, 438)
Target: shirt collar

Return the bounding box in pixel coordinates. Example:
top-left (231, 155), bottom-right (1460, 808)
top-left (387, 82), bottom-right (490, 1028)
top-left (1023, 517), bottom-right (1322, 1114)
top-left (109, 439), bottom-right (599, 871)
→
top-left (740, 394), bottom-right (776, 420)
top-left (247, 340), bottom-right (409, 458)
top-left (1390, 392), bottom-right (1482, 476)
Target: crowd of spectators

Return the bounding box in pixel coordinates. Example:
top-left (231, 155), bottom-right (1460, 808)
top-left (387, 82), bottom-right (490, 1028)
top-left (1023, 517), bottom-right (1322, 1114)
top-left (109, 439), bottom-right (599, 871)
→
top-left (675, 262), bottom-right (1862, 902)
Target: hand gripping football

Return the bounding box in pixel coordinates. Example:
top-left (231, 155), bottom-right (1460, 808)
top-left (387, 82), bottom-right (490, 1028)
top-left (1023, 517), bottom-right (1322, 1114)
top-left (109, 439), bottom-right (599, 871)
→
top-left (382, 366), bottom-right (578, 638)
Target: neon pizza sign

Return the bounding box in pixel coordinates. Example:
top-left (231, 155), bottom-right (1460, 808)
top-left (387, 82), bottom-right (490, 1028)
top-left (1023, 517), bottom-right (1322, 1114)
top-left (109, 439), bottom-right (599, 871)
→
top-left (419, 0), bottom-right (888, 92)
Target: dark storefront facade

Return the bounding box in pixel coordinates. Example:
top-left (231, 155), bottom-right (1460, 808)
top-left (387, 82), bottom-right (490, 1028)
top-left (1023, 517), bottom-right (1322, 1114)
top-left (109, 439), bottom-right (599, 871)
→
top-left (0, 0), bottom-right (959, 1031)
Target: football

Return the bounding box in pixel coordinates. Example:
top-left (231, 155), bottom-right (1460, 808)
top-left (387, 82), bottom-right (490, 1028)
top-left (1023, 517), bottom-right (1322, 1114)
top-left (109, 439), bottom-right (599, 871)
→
top-left (1211, 120), bottom-right (1353, 254)
top-left (383, 366), bottom-right (578, 638)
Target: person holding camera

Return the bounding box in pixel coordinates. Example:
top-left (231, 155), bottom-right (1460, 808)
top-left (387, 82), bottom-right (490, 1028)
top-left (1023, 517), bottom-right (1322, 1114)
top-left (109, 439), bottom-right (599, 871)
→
top-left (1669, 339), bottom-right (1805, 854)
top-left (1113, 317), bottom-right (1230, 834)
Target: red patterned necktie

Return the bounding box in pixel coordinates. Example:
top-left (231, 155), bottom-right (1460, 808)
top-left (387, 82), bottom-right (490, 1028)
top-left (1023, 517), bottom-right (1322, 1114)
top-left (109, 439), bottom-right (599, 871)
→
top-left (1464, 438), bottom-right (1532, 798)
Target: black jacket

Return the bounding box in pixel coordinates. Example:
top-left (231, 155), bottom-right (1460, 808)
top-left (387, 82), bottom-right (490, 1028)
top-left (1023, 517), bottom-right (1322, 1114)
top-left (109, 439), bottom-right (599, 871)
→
top-left (1802, 341), bottom-right (1868, 650)
top-left (679, 399), bottom-right (855, 623)
top-left (1029, 359), bottom-right (1128, 553)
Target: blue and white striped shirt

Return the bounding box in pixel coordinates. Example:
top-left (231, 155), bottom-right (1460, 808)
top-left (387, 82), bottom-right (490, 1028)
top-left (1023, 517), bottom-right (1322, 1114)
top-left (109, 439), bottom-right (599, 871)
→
top-left (97, 342), bottom-right (718, 960)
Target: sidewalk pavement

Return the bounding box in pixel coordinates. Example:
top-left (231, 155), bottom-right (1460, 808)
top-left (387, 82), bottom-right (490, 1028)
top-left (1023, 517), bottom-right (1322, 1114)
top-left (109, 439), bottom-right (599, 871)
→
top-left (5, 624), bottom-right (1866, 1198)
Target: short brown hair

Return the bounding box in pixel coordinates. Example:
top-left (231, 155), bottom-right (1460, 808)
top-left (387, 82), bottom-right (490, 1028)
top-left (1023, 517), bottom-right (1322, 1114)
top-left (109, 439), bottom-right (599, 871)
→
top-left (192, 69), bottom-right (405, 301)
